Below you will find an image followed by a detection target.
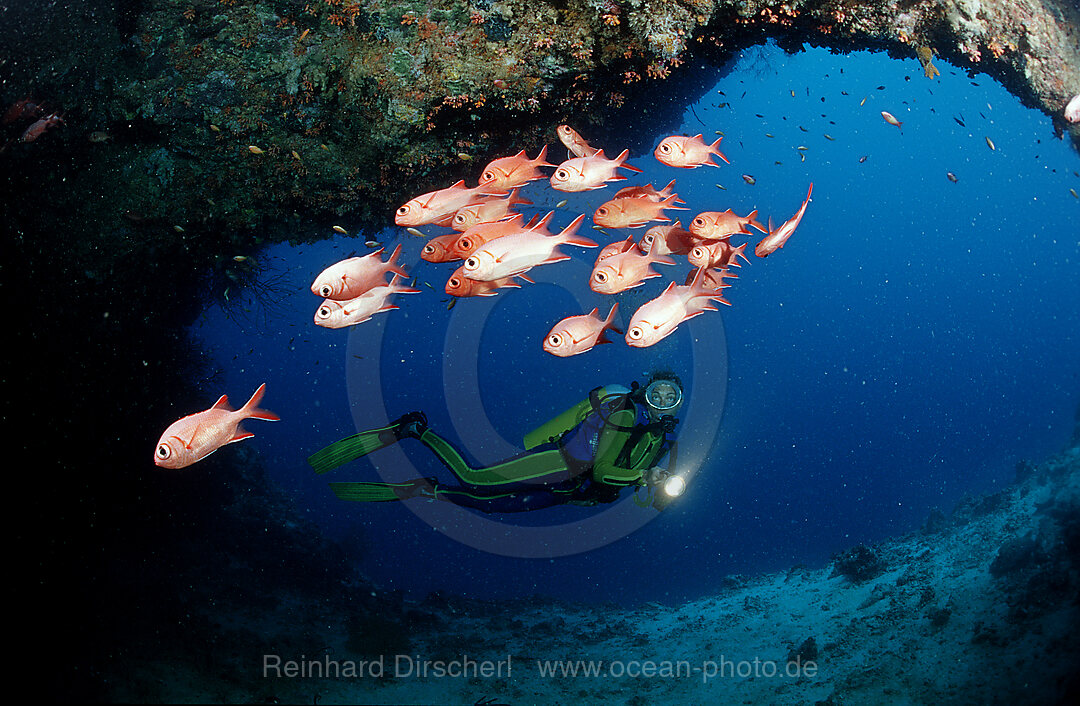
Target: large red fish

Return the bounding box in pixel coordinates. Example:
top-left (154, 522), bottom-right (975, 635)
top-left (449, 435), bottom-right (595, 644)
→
top-left (613, 178), bottom-right (684, 203)
top-left (544, 303), bottom-right (621, 357)
top-left (450, 213), bottom-right (546, 259)
top-left (640, 221), bottom-right (695, 256)
top-left (154, 384), bottom-right (279, 469)
top-left (755, 183), bottom-right (813, 257)
top-left (625, 267), bottom-right (730, 347)
top-left (462, 213), bottom-right (595, 281)
top-left (421, 233), bottom-right (466, 263)
top-left (593, 194), bottom-right (684, 229)
top-left (556, 125), bottom-right (600, 157)
top-left (688, 240), bottom-right (750, 269)
top-left (688, 209), bottom-right (767, 240)
top-left (451, 189), bottom-right (532, 231)
top-left (314, 274), bottom-right (420, 328)
top-left (395, 180), bottom-right (495, 227)
top-left (550, 149), bottom-right (641, 192)
top-left (311, 245), bottom-right (408, 299)
top-left (654, 134), bottom-right (730, 168)
top-left (478, 146), bottom-right (554, 190)
top-left (590, 242), bottom-right (675, 294)
top-left (445, 266), bottom-right (529, 297)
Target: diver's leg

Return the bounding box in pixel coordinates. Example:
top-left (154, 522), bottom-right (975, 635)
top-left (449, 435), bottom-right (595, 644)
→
top-left (414, 428), bottom-right (575, 488)
top-left (307, 411), bottom-right (428, 475)
top-left (433, 485), bottom-right (578, 513)
top-left (328, 477), bottom-right (436, 502)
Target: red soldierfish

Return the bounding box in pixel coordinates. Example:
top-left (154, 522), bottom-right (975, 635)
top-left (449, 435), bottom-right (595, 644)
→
top-left (20, 112), bottom-right (65, 142)
top-left (462, 213), bottom-right (596, 281)
top-left (593, 194), bottom-right (684, 229)
top-left (395, 180), bottom-right (496, 227)
top-left (640, 221), bottom-right (696, 256)
top-left (688, 240), bottom-right (750, 269)
top-left (451, 213), bottom-right (544, 259)
top-left (451, 188), bottom-right (532, 231)
top-left (590, 240), bottom-right (675, 294)
top-left (314, 274), bottom-right (420, 328)
top-left (478, 146), bottom-right (554, 191)
top-left (556, 125), bottom-right (600, 157)
top-left (597, 234), bottom-right (638, 262)
top-left (613, 178), bottom-right (685, 203)
top-left (154, 383), bottom-right (280, 469)
top-left (755, 183), bottom-right (813, 257)
top-left (688, 209), bottom-right (767, 240)
top-left (625, 267), bottom-right (730, 348)
top-left (544, 303), bottom-right (622, 357)
top-left (654, 134), bottom-right (730, 168)
top-left (550, 149), bottom-right (642, 192)
top-left (311, 245), bottom-right (408, 300)
top-left (445, 266), bottom-right (529, 297)
top-left (421, 233), bottom-right (466, 263)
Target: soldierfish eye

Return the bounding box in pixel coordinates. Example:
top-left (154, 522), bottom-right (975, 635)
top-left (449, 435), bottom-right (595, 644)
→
top-left (693, 217), bottom-right (706, 227)
top-left (660, 143), bottom-right (672, 153)
top-left (691, 247), bottom-right (706, 259)
top-left (594, 271), bottom-right (608, 283)
top-left (397, 205), bottom-right (410, 215)
top-left (459, 238), bottom-right (473, 250)
top-left (319, 284), bottom-right (333, 297)
top-left (464, 257), bottom-right (479, 270)
top-left (548, 334), bottom-right (562, 346)
top-left (423, 244), bottom-right (436, 255)
top-left (628, 327), bottom-right (643, 340)
top-left (448, 277), bottom-right (460, 287)
top-left (597, 207), bottom-right (608, 216)
top-left (482, 171), bottom-right (494, 182)
top-left (317, 306), bottom-right (332, 319)
top-left (156, 443), bottom-right (172, 460)
top-left (556, 169), bottom-right (568, 179)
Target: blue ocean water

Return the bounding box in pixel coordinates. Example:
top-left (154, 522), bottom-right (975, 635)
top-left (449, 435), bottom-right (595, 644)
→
top-left (189, 43), bottom-right (1079, 606)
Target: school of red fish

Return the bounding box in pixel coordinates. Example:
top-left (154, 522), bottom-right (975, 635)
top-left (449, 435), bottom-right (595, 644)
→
top-left (310, 124), bottom-right (813, 357)
top-left (153, 126), bottom-right (812, 467)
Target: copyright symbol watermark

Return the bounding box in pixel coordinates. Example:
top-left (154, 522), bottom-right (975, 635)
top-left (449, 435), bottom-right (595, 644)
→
top-left (343, 241), bottom-right (728, 557)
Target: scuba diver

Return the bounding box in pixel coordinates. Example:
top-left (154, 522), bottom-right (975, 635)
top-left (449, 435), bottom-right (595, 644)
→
top-left (307, 371), bottom-right (688, 513)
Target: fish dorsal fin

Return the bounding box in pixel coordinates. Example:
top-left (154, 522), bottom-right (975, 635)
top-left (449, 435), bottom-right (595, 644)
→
top-left (587, 307), bottom-right (599, 317)
top-left (211, 394), bottom-right (230, 410)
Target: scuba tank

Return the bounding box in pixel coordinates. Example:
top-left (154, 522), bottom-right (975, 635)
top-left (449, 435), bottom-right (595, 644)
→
top-left (522, 384), bottom-right (630, 449)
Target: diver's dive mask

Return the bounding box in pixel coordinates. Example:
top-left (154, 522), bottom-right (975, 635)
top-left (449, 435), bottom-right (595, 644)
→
top-left (644, 380), bottom-right (683, 414)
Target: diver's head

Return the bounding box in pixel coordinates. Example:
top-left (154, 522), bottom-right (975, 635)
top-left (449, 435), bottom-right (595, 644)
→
top-left (642, 370), bottom-right (683, 423)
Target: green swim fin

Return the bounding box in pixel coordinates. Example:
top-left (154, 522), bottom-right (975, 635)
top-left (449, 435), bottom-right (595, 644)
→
top-left (307, 425), bottom-right (400, 475)
top-left (329, 478), bottom-right (436, 502)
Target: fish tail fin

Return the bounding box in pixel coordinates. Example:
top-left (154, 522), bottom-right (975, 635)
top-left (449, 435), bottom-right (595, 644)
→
top-left (535, 144), bottom-right (555, 168)
top-left (386, 243), bottom-right (409, 278)
top-left (508, 188), bottom-right (533, 207)
top-left (615, 148), bottom-right (642, 173)
top-left (240, 383), bottom-right (280, 422)
top-left (732, 242), bottom-right (751, 266)
top-left (389, 273), bottom-right (422, 295)
top-left (662, 179), bottom-right (686, 203)
top-left (558, 214), bottom-right (597, 248)
top-left (603, 302), bottom-right (623, 336)
top-left (747, 209), bottom-right (768, 234)
top-left (708, 136), bottom-right (731, 164)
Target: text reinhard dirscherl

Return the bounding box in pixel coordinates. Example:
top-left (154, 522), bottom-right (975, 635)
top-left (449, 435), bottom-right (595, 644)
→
top-left (263, 654), bottom-right (818, 684)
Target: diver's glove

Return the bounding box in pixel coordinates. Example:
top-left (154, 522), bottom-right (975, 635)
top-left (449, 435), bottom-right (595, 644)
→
top-left (659, 415), bottom-right (678, 434)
